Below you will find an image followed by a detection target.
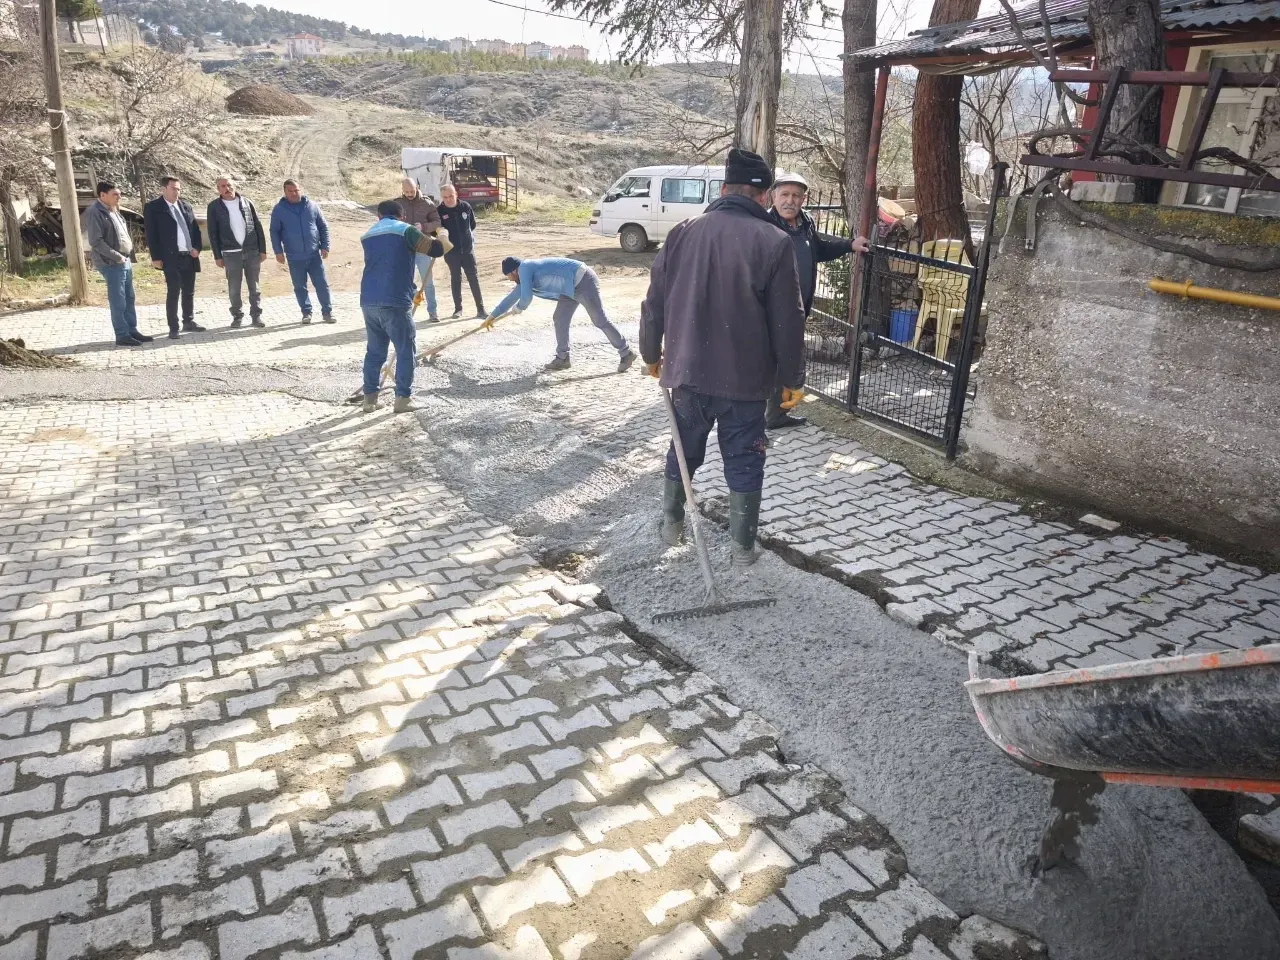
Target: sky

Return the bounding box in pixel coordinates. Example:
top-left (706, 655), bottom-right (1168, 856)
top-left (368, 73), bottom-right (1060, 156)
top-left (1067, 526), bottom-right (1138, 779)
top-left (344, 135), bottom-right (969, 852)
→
top-left (252, 0), bottom-right (1002, 76)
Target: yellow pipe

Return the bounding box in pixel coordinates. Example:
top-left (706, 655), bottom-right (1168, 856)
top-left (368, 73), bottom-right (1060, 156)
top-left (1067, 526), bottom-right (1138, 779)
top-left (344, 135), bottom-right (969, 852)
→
top-left (1148, 277), bottom-right (1280, 312)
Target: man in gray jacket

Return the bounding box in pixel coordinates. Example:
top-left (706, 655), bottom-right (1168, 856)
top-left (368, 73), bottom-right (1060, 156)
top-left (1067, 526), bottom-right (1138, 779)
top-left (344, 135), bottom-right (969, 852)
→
top-left (639, 148), bottom-right (806, 565)
top-left (84, 180), bottom-right (153, 347)
top-left (392, 177), bottom-right (443, 322)
top-left (207, 177), bottom-right (268, 328)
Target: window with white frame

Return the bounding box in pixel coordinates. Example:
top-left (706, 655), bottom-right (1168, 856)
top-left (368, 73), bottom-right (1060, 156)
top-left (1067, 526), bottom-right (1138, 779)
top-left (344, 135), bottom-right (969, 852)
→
top-left (1177, 48), bottom-right (1280, 218)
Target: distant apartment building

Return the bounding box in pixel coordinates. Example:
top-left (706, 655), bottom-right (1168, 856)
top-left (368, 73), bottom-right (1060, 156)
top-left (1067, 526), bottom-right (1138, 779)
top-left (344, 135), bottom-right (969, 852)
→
top-left (510, 42), bottom-right (526, 58)
top-left (449, 37), bottom-right (471, 53)
top-left (285, 33), bottom-right (323, 58)
top-left (525, 41), bottom-right (550, 59)
top-left (566, 44), bottom-right (590, 61)
top-left (549, 45), bottom-right (567, 59)
top-left (473, 38), bottom-right (514, 55)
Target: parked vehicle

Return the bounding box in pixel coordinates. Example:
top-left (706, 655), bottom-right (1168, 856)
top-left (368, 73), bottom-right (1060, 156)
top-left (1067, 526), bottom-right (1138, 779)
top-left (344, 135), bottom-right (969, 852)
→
top-left (400, 148), bottom-right (517, 210)
top-left (450, 165), bottom-right (500, 207)
top-left (590, 164), bottom-right (725, 253)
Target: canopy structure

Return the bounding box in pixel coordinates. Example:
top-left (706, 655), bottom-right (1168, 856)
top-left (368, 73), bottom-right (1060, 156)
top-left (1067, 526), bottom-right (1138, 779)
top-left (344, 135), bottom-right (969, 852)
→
top-left (401, 147), bottom-right (510, 167)
top-left (846, 0), bottom-right (1280, 73)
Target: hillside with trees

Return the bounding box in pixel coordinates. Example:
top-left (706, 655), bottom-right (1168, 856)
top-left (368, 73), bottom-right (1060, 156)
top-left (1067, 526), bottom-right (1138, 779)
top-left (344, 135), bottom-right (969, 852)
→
top-left (111, 0), bottom-right (427, 49)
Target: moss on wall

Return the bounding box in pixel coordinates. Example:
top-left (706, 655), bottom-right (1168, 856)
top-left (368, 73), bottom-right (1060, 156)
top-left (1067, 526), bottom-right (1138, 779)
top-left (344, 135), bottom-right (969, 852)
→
top-left (1075, 202), bottom-right (1280, 247)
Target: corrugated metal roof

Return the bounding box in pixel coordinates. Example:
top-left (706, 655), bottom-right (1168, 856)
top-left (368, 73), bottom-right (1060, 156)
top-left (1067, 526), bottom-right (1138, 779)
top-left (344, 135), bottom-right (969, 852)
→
top-left (849, 0), bottom-right (1280, 64)
top-left (1165, 0), bottom-right (1280, 26)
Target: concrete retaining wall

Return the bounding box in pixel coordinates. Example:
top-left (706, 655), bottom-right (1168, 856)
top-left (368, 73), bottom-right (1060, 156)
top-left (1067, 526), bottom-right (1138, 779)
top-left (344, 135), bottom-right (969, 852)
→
top-left (963, 203), bottom-right (1280, 560)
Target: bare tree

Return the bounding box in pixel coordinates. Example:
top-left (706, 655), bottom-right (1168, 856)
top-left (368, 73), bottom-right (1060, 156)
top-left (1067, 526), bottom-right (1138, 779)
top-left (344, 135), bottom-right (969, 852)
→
top-left (547, 0), bottom-right (830, 164)
top-left (842, 0), bottom-right (876, 232)
top-left (960, 68), bottom-right (1057, 198)
top-left (0, 8), bottom-right (47, 278)
top-left (912, 0), bottom-right (982, 246)
top-left (108, 46), bottom-right (224, 200)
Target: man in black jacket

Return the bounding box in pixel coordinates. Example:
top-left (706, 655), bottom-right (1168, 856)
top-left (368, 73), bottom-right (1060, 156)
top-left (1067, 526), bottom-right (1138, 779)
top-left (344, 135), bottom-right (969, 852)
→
top-left (766, 172), bottom-right (868, 429)
top-left (207, 177), bottom-right (268, 328)
top-left (143, 176), bottom-right (206, 339)
top-left (438, 183), bottom-right (486, 319)
top-left (639, 148), bottom-right (806, 565)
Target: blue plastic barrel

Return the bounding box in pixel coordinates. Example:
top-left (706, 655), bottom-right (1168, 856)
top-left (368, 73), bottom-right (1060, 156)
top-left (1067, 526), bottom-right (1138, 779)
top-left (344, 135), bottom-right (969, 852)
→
top-left (889, 308), bottom-right (918, 344)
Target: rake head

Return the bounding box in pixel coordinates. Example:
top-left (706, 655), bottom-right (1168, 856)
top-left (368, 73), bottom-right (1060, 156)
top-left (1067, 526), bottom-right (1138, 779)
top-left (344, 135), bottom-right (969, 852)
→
top-left (651, 596), bottom-right (777, 624)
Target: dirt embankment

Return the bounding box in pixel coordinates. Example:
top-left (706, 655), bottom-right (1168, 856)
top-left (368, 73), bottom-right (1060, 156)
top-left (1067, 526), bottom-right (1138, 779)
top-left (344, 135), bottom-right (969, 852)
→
top-left (215, 57), bottom-right (728, 135)
top-left (1, 338), bottom-right (72, 369)
top-left (226, 84), bottom-right (314, 116)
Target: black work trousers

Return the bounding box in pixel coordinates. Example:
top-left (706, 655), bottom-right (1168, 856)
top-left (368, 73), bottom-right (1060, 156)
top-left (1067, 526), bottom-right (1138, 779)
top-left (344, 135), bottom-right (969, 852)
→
top-left (445, 248), bottom-right (485, 314)
top-left (163, 256), bottom-right (197, 331)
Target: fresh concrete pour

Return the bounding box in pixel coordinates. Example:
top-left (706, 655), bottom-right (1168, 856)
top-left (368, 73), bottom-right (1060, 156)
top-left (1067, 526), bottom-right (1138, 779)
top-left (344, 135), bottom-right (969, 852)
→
top-left (398, 320), bottom-right (1280, 960)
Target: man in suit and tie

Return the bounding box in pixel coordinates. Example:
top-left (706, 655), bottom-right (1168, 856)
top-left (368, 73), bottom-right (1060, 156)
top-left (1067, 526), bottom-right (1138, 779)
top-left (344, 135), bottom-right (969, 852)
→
top-left (143, 175), bottom-right (206, 339)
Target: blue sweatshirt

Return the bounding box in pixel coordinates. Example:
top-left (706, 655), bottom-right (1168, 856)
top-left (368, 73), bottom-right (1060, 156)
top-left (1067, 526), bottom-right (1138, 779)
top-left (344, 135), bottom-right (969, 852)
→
top-left (492, 257), bottom-right (584, 317)
top-left (270, 195), bottom-right (330, 260)
top-left (361, 218), bottom-right (433, 309)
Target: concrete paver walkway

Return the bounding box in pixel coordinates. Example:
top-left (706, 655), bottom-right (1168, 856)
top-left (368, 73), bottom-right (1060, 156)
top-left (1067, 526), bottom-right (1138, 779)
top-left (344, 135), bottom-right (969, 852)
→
top-left (0, 394), bottom-right (1033, 960)
top-left (3, 291), bottom-right (1277, 960)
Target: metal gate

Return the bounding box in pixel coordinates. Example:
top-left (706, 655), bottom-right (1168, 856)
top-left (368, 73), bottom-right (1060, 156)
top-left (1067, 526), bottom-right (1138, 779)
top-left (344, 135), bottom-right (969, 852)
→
top-left (804, 165), bottom-right (1006, 458)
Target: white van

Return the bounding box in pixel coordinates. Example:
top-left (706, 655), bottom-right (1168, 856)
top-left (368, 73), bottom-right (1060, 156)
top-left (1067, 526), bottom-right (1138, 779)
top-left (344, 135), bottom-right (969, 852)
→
top-left (590, 165), bottom-right (726, 253)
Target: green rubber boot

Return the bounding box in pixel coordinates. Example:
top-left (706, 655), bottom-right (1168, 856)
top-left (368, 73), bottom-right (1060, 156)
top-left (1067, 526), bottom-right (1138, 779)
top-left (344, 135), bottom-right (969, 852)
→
top-left (728, 491), bottom-right (762, 566)
top-left (660, 479), bottom-right (686, 546)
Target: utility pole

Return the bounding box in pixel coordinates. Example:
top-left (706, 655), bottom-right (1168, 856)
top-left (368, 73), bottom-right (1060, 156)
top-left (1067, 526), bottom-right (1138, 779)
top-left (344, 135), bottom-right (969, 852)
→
top-left (39, 0), bottom-right (90, 303)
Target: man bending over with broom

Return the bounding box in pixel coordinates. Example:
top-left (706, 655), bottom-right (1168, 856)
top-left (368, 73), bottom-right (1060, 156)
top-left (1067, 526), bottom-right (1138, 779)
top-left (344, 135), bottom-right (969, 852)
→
top-left (358, 200), bottom-right (445, 414)
top-left (639, 148), bottom-right (806, 566)
top-left (486, 256), bottom-right (637, 373)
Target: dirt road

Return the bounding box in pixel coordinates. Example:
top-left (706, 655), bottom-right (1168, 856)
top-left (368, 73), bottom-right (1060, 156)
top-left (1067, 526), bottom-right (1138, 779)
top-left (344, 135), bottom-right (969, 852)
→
top-left (71, 215), bottom-right (651, 317)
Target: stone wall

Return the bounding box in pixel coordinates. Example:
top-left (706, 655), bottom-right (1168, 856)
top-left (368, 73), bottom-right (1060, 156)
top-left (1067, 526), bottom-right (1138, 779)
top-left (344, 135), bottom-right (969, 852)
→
top-left (963, 203), bottom-right (1280, 560)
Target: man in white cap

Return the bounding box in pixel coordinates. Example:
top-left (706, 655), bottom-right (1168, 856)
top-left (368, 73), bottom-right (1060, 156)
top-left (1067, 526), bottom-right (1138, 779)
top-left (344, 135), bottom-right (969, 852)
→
top-left (767, 171), bottom-right (869, 430)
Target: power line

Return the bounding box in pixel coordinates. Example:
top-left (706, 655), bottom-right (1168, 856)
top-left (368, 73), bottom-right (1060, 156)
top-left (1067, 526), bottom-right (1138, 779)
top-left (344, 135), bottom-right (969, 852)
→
top-left (481, 0), bottom-right (606, 24)
top-left (477, 0), bottom-right (848, 67)
top-left (483, 0), bottom-right (849, 39)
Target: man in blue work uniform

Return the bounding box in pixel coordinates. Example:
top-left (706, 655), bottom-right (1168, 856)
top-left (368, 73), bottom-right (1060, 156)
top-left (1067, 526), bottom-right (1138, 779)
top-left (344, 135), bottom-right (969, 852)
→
top-left (359, 200), bottom-right (445, 414)
top-left (270, 178), bottom-right (334, 324)
top-left (487, 256), bottom-right (637, 373)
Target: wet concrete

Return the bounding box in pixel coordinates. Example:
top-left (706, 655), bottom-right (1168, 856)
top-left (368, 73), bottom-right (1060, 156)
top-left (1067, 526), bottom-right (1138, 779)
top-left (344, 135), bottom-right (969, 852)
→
top-left (398, 321), bottom-right (1280, 960)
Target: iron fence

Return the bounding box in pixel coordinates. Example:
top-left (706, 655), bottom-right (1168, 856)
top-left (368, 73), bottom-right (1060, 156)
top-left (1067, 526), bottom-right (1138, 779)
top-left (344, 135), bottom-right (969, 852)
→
top-left (849, 237), bottom-right (976, 447)
top-left (802, 191), bottom-right (856, 404)
top-left (800, 165), bottom-right (1007, 457)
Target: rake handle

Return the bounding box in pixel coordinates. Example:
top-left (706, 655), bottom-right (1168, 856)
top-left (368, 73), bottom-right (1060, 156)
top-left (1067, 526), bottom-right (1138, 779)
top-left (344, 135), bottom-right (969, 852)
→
top-left (660, 387), bottom-right (719, 606)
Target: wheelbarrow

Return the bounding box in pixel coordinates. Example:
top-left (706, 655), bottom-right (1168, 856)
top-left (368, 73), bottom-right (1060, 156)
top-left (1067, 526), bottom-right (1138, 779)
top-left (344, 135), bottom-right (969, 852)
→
top-left (965, 644), bottom-right (1280, 870)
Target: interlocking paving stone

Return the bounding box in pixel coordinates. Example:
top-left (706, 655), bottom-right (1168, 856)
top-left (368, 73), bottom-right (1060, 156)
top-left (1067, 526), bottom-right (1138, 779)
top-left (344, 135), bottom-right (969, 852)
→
top-left (0, 378), bottom-right (1052, 959)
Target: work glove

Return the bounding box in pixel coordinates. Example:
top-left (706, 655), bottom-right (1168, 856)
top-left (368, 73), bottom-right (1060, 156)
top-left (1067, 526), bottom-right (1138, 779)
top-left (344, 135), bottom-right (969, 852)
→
top-left (480, 315), bottom-right (497, 331)
top-left (643, 351), bottom-right (662, 378)
top-left (780, 386), bottom-right (806, 410)
top-left (413, 289), bottom-right (425, 309)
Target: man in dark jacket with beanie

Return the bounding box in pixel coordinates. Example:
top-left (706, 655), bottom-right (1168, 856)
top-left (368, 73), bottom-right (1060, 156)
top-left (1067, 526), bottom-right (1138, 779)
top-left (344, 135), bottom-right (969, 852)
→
top-left (639, 147), bottom-right (806, 565)
top-left (358, 200), bottom-right (445, 415)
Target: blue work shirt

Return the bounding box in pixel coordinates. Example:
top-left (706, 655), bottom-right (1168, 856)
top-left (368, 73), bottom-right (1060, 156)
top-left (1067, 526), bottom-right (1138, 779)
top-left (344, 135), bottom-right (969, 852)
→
top-left (492, 257), bottom-right (584, 317)
top-left (360, 218), bottom-right (431, 309)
